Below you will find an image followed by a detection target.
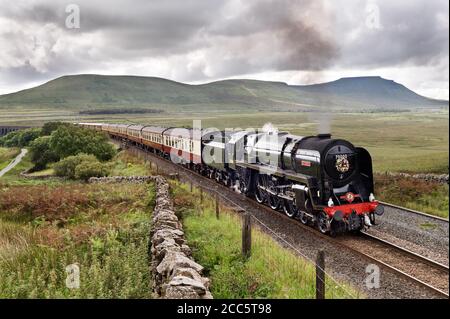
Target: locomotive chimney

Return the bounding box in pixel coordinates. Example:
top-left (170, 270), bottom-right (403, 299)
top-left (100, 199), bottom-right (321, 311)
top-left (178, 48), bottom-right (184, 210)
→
top-left (318, 133), bottom-right (332, 139)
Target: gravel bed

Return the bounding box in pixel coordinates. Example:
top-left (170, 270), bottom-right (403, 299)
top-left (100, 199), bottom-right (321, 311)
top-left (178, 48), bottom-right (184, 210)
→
top-left (368, 206), bottom-right (449, 266)
top-left (338, 236), bottom-right (449, 293)
top-left (124, 144), bottom-right (444, 299)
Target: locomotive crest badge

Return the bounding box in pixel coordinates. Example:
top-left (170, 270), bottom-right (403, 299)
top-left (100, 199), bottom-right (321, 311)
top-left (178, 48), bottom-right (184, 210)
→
top-left (335, 154), bottom-right (350, 173)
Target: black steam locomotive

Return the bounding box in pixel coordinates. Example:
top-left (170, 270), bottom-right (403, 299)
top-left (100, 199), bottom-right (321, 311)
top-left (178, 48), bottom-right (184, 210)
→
top-left (79, 123), bottom-right (384, 235)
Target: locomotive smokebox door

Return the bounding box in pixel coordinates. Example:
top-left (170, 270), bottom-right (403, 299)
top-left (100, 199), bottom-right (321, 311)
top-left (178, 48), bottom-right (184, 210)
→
top-left (324, 144), bottom-right (357, 186)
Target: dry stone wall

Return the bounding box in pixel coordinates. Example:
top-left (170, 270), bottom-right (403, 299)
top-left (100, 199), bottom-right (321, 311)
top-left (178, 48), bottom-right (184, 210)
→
top-left (382, 172), bottom-right (449, 184)
top-left (89, 175), bottom-right (213, 299)
top-left (150, 176), bottom-right (213, 299)
top-left (88, 176), bottom-right (154, 184)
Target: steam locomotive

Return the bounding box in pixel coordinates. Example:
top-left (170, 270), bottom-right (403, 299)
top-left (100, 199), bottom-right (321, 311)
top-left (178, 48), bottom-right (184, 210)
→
top-left (78, 122), bottom-right (384, 235)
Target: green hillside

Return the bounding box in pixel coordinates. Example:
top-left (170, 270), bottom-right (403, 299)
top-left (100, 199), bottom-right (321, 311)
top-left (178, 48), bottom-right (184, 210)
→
top-left (0, 74), bottom-right (447, 112)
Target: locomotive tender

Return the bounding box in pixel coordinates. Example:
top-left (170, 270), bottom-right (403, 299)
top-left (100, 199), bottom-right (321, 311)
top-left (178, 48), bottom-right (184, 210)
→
top-left (78, 122), bottom-right (384, 235)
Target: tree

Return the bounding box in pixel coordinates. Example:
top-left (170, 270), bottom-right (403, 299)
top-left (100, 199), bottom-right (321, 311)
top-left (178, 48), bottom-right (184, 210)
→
top-left (40, 122), bottom-right (70, 136)
top-left (49, 125), bottom-right (116, 161)
top-left (29, 136), bottom-right (59, 170)
top-left (0, 128), bottom-right (41, 147)
top-left (17, 128), bottom-right (41, 146)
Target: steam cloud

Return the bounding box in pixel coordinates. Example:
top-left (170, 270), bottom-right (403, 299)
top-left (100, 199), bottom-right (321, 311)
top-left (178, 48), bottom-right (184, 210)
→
top-left (308, 112), bottom-right (332, 134)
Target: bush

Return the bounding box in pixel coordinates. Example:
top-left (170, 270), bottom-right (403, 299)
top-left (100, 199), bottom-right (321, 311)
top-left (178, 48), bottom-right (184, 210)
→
top-left (54, 154), bottom-right (98, 179)
top-left (53, 153), bottom-right (110, 180)
top-left (29, 136), bottom-right (59, 170)
top-left (75, 161), bottom-right (110, 181)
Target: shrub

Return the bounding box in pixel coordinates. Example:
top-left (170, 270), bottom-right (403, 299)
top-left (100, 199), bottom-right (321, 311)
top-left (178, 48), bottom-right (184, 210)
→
top-left (54, 153), bottom-right (98, 179)
top-left (75, 161), bottom-right (110, 181)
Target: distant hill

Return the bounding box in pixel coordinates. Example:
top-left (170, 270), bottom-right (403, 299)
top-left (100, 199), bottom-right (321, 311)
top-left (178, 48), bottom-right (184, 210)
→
top-left (0, 74), bottom-right (447, 112)
top-left (294, 76), bottom-right (447, 109)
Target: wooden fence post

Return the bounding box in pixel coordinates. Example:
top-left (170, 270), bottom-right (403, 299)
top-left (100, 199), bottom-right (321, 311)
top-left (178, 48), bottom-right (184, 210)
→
top-left (316, 250), bottom-right (325, 299)
top-left (200, 188), bottom-right (203, 204)
top-left (190, 181), bottom-right (193, 192)
top-left (242, 213), bottom-right (252, 259)
top-left (215, 194), bottom-right (219, 219)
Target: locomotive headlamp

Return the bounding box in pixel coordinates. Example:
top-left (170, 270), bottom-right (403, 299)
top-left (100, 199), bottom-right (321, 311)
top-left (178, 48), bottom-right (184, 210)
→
top-left (369, 193), bottom-right (375, 202)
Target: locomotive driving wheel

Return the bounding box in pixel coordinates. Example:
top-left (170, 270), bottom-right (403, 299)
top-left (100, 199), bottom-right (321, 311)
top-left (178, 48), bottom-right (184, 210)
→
top-left (255, 174), bottom-right (281, 210)
top-left (283, 199), bottom-right (298, 218)
top-left (267, 178), bottom-right (281, 210)
top-left (255, 174), bottom-right (267, 204)
top-left (299, 198), bottom-right (313, 224)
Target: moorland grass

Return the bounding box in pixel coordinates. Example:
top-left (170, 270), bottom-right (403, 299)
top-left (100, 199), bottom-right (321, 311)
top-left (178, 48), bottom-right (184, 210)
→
top-left (0, 177), bottom-right (155, 298)
top-left (375, 174), bottom-right (449, 218)
top-left (110, 150), bottom-right (152, 176)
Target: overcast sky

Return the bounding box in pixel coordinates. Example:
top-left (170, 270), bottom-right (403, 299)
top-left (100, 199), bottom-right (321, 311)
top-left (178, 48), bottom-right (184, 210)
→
top-left (0, 0), bottom-right (448, 99)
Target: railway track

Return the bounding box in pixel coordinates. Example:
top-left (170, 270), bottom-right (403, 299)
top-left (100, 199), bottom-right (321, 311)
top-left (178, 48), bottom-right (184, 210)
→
top-left (340, 232), bottom-right (449, 298)
top-left (125, 142), bottom-right (449, 298)
top-left (243, 195), bottom-right (449, 298)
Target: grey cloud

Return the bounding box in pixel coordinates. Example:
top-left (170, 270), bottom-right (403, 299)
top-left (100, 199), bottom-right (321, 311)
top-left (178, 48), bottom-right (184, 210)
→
top-left (335, 0), bottom-right (449, 69)
top-left (0, 0), bottom-right (448, 96)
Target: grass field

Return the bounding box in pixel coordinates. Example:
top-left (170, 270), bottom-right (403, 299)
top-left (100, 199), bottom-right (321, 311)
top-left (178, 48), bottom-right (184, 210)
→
top-left (0, 150), bottom-right (155, 298)
top-left (172, 181), bottom-right (361, 299)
